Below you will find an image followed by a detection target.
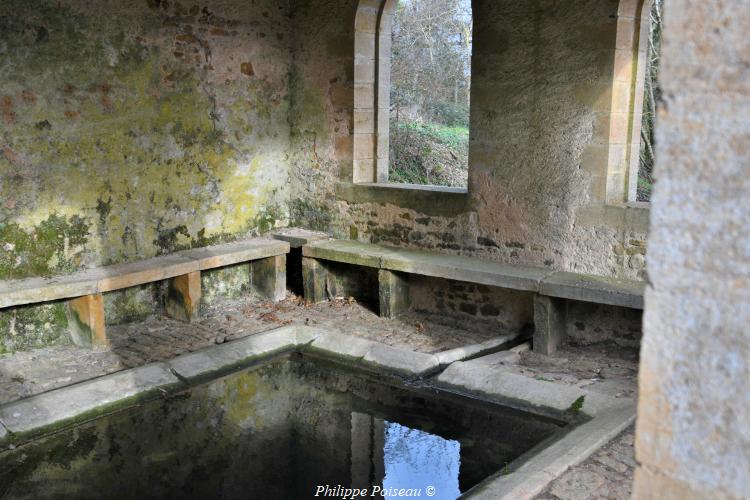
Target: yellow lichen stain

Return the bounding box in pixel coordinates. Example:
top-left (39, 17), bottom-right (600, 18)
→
top-left (2, 51), bottom-right (278, 266)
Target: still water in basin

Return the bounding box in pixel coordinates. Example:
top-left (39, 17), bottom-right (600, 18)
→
top-left (0, 355), bottom-right (567, 499)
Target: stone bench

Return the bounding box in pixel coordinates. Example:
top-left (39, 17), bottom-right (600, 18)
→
top-left (0, 238), bottom-right (289, 347)
top-left (301, 239), bottom-right (645, 355)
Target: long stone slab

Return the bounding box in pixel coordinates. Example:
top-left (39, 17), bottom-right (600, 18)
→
top-left (0, 268), bottom-right (106, 309)
top-left (540, 271), bottom-right (645, 309)
top-left (179, 238), bottom-right (290, 271)
top-left (98, 254), bottom-right (198, 293)
top-left (271, 228), bottom-right (329, 248)
top-left (302, 239), bottom-right (390, 268)
top-left (379, 248), bottom-right (551, 292)
top-left (362, 343), bottom-right (440, 378)
top-left (0, 238), bottom-right (290, 309)
top-left (303, 240), bottom-right (551, 292)
top-left (168, 327), bottom-right (299, 383)
top-left (0, 363), bottom-right (182, 441)
top-left (436, 353), bottom-right (625, 418)
top-left (466, 404), bottom-right (636, 499)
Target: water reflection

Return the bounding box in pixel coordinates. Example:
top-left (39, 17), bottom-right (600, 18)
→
top-left (383, 421), bottom-right (460, 500)
top-left (351, 413), bottom-right (461, 499)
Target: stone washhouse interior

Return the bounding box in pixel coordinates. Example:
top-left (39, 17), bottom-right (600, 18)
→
top-left (0, 0), bottom-right (747, 499)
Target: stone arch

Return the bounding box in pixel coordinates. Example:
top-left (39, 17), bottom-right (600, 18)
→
top-left (353, 0), bottom-right (396, 183)
top-left (605, 0), bottom-right (654, 203)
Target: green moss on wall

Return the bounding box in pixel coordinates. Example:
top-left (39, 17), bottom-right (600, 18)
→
top-left (0, 214), bottom-right (90, 279)
top-left (103, 284), bottom-right (162, 326)
top-left (0, 0), bottom-right (292, 347)
top-left (0, 302), bottom-right (70, 353)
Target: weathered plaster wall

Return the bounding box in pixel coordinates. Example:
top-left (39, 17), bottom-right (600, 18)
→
top-left (0, 0), bottom-right (292, 349)
top-left (0, 0), bottom-right (290, 275)
top-left (288, 0), bottom-right (648, 281)
top-left (633, 1), bottom-right (750, 497)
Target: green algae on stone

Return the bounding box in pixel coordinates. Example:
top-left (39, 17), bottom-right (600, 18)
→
top-left (103, 284), bottom-right (163, 326)
top-left (0, 302), bottom-right (70, 353)
top-left (0, 215), bottom-right (90, 280)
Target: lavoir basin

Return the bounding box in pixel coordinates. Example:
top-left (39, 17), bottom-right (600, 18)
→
top-left (0, 326), bottom-right (635, 499)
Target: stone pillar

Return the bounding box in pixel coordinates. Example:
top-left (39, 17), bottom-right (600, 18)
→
top-left (302, 257), bottom-right (328, 303)
top-left (533, 294), bottom-right (566, 355)
top-left (250, 255), bottom-right (287, 302)
top-left (166, 271), bottom-right (202, 322)
top-left (67, 294), bottom-right (107, 347)
top-left (378, 269), bottom-right (410, 319)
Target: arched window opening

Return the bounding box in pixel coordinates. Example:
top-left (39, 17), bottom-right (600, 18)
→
top-left (635, 0), bottom-right (662, 202)
top-left (353, 0), bottom-right (472, 188)
top-left (607, 0), bottom-right (662, 204)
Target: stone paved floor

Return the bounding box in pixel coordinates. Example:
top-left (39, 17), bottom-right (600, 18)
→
top-left (0, 293), bottom-right (507, 404)
top-left (0, 293), bottom-right (639, 498)
top-left (537, 426), bottom-right (636, 500)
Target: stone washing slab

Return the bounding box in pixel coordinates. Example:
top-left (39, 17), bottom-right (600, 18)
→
top-left (0, 238), bottom-right (290, 310)
top-left (0, 363), bottom-right (182, 441)
top-left (540, 271), bottom-right (645, 309)
top-left (379, 248), bottom-right (551, 292)
top-left (179, 238), bottom-right (290, 271)
top-left (435, 332), bottom-right (523, 368)
top-left (306, 330), bottom-right (377, 361)
top-left (466, 405), bottom-right (635, 500)
top-left (168, 327), bottom-right (299, 382)
top-left (435, 353), bottom-right (624, 418)
top-left (362, 343), bottom-right (440, 378)
top-left (271, 228), bottom-right (329, 248)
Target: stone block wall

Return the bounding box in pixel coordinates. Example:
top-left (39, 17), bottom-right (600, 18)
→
top-left (288, 0), bottom-right (650, 281)
top-left (0, 0), bottom-right (292, 350)
top-left (633, 0), bottom-right (750, 497)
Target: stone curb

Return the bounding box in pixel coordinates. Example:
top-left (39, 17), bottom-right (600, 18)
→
top-left (464, 404), bottom-right (636, 499)
top-left (435, 332), bottom-right (524, 368)
top-left (0, 325), bottom-right (440, 447)
top-left (0, 362), bottom-right (183, 444)
top-left (436, 359), bottom-right (623, 419)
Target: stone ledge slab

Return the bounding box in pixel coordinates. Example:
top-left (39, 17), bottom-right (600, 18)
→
top-left (179, 238), bottom-right (290, 271)
top-left (0, 268), bottom-right (106, 309)
top-left (540, 271), bottom-right (645, 309)
top-left (466, 405), bottom-right (636, 499)
top-left (271, 228), bottom-right (329, 248)
top-left (435, 332), bottom-right (523, 368)
top-left (98, 254), bottom-right (198, 293)
top-left (436, 355), bottom-right (625, 418)
top-left (0, 237), bottom-right (290, 310)
top-left (302, 239), bottom-right (386, 268)
top-left (362, 343), bottom-right (440, 378)
top-left (0, 362), bottom-right (182, 442)
top-left (167, 326), bottom-right (299, 383)
top-left (380, 250), bottom-right (551, 292)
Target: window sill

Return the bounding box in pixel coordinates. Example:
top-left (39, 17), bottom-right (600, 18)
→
top-left (335, 182), bottom-right (470, 216)
top-left (577, 202), bottom-right (650, 232)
